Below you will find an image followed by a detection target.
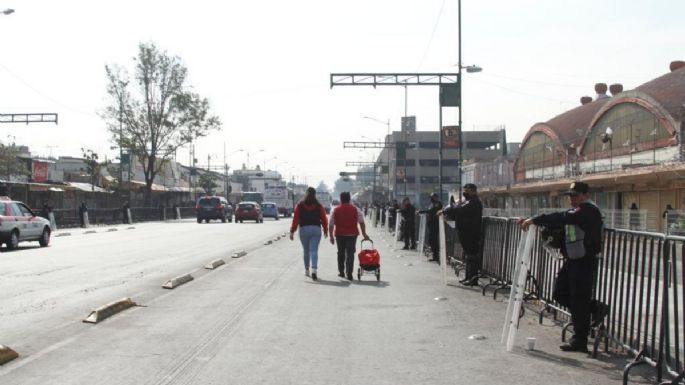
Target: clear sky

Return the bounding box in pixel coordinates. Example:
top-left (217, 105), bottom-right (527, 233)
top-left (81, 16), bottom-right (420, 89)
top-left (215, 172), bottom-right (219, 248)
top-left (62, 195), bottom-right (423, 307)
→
top-left (0, 0), bottom-right (683, 189)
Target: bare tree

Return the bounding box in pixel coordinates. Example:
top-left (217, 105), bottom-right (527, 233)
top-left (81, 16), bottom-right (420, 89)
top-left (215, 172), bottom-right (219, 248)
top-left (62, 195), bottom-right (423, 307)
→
top-left (103, 42), bottom-right (221, 204)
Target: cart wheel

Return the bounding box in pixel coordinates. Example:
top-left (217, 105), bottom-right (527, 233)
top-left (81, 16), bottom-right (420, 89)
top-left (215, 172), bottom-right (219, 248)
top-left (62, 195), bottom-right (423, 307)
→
top-left (376, 267), bottom-right (380, 281)
top-left (357, 267), bottom-right (361, 280)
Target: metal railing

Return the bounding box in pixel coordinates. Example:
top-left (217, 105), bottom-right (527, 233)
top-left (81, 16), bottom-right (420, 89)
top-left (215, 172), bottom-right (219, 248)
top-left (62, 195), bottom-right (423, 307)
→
top-left (441, 216), bottom-right (685, 384)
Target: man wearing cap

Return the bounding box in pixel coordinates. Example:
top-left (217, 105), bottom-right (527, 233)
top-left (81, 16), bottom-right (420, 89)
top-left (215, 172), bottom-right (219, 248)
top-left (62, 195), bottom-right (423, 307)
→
top-left (439, 183), bottom-right (483, 285)
top-left (419, 193), bottom-right (444, 261)
top-left (519, 181), bottom-right (603, 353)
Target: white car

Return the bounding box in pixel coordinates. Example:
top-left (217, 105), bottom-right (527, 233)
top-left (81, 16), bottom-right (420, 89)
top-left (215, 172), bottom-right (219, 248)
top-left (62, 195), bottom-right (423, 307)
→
top-left (0, 197), bottom-right (51, 250)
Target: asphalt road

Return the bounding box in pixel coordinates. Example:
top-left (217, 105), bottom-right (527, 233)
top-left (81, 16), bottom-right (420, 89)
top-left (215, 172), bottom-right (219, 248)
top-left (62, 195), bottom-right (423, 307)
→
top-left (0, 219), bottom-right (660, 384)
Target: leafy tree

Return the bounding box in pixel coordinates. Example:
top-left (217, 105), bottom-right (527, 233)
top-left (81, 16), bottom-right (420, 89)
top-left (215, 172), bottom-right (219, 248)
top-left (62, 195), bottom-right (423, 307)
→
top-left (81, 148), bottom-right (110, 190)
top-left (0, 137), bottom-right (29, 181)
top-left (103, 41), bottom-right (221, 204)
top-left (198, 172), bottom-right (218, 195)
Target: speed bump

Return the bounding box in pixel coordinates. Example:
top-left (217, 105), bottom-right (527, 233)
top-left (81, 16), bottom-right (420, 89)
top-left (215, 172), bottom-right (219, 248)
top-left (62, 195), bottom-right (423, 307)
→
top-left (162, 274), bottom-right (194, 289)
top-left (0, 345), bottom-right (18, 365)
top-left (204, 259), bottom-right (225, 269)
top-left (83, 297), bottom-right (136, 324)
top-left (231, 251), bottom-right (247, 258)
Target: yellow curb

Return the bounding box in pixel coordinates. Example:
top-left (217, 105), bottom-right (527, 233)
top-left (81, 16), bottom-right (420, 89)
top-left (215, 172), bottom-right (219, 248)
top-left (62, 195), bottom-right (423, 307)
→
top-left (204, 259), bottom-right (225, 270)
top-left (0, 345), bottom-right (18, 365)
top-left (83, 297), bottom-right (137, 324)
top-left (162, 274), bottom-right (194, 289)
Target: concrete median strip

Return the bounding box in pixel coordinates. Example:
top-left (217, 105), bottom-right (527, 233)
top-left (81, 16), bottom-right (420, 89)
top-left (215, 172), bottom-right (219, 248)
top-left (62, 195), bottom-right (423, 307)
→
top-left (0, 344), bottom-right (18, 365)
top-left (231, 250), bottom-right (247, 258)
top-left (83, 297), bottom-right (137, 324)
top-left (204, 259), bottom-right (226, 269)
top-left (162, 273), bottom-right (194, 289)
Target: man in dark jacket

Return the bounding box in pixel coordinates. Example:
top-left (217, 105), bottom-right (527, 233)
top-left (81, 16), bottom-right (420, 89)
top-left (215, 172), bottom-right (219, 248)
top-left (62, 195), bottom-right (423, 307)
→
top-left (419, 193), bottom-right (443, 261)
top-left (399, 197), bottom-right (416, 249)
top-left (519, 181), bottom-right (603, 353)
top-left (440, 184), bottom-right (483, 283)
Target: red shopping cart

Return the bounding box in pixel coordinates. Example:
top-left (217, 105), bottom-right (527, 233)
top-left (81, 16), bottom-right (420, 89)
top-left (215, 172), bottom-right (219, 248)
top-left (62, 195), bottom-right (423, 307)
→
top-left (357, 239), bottom-right (381, 281)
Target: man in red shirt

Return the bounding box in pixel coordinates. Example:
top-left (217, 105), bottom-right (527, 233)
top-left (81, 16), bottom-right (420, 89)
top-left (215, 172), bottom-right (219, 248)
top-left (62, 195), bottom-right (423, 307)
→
top-left (329, 192), bottom-right (370, 280)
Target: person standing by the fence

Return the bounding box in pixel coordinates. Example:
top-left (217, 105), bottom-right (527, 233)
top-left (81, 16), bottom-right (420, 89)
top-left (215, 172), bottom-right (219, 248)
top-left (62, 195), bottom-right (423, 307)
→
top-left (289, 187), bottom-right (328, 281)
top-left (439, 183), bottom-right (483, 285)
top-left (519, 181), bottom-right (603, 353)
top-left (419, 193), bottom-right (443, 262)
top-left (122, 201), bottom-right (130, 224)
top-left (329, 192), bottom-right (370, 280)
top-left (663, 204), bottom-right (677, 233)
top-left (388, 199), bottom-right (399, 233)
top-left (78, 201), bottom-right (88, 228)
top-left (399, 197), bottom-right (416, 249)
top-left (629, 202), bottom-right (640, 230)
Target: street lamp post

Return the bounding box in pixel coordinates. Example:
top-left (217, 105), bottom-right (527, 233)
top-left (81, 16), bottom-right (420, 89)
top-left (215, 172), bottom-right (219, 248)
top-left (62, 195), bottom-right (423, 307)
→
top-left (457, 0), bottom-right (482, 199)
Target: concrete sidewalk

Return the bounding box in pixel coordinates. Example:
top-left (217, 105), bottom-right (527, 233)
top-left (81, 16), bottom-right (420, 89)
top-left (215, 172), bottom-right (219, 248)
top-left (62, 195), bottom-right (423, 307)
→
top-left (357, 225), bottom-right (656, 385)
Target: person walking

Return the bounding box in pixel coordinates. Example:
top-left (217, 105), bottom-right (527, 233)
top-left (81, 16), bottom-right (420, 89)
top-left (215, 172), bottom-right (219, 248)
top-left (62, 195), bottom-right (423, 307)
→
top-left (399, 197), bottom-right (416, 250)
top-left (419, 193), bottom-right (443, 261)
top-left (329, 192), bottom-right (370, 280)
top-left (519, 181), bottom-right (603, 353)
top-left (289, 187), bottom-right (328, 281)
top-left (439, 184), bottom-right (483, 285)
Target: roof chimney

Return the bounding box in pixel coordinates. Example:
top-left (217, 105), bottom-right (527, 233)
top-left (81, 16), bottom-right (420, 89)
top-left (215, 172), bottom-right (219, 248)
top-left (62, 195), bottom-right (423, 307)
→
top-left (594, 83), bottom-right (608, 100)
top-left (671, 61), bottom-right (685, 72)
top-left (609, 83), bottom-right (623, 96)
top-left (580, 96), bottom-right (593, 105)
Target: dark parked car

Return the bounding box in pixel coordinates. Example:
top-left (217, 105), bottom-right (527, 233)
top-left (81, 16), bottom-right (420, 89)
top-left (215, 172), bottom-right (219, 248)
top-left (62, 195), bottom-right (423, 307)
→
top-left (261, 202), bottom-right (279, 220)
top-left (195, 196), bottom-right (233, 223)
top-left (235, 201), bottom-right (263, 223)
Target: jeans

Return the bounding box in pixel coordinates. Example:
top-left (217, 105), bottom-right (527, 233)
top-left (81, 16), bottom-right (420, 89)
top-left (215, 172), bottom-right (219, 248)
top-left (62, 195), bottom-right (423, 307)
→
top-left (299, 225), bottom-right (322, 270)
top-left (335, 235), bottom-right (358, 276)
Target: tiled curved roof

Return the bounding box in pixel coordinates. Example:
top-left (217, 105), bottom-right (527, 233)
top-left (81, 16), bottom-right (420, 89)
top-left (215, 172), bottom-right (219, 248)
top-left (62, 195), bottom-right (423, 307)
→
top-left (634, 65), bottom-right (685, 120)
top-left (520, 97), bottom-right (610, 150)
top-left (544, 98), bottom-right (610, 146)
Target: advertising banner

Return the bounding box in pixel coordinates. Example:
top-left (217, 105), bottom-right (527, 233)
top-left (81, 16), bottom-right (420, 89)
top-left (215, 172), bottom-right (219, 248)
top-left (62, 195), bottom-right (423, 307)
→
top-left (442, 125), bottom-right (460, 149)
top-left (32, 160), bottom-right (49, 182)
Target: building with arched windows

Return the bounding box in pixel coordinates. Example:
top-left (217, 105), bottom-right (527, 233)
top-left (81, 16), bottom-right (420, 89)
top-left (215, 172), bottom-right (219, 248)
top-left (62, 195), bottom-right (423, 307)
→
top-left (481, 61), bottom-right (685, 231)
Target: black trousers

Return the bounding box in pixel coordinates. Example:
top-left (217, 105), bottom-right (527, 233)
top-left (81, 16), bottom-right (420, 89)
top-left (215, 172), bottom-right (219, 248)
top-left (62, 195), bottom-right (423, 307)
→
top-left (428, 225), bottom-right (439, 259)
top-left (336, 235), bottom-right (358, 276)
top-left (464, 252), bottom-right (480, 280)
top-left (403, 221), bottom-right (416, 248)
top-left (553, 257), bottom-right (596, 342)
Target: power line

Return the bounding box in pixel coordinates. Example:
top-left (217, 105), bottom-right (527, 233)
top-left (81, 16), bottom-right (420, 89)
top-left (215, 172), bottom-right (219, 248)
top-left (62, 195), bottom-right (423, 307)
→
top-left (415, 0), bottom-right (446, 72)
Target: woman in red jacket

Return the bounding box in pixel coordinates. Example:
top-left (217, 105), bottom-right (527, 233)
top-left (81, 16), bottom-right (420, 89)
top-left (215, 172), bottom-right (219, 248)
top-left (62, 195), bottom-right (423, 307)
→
top-left (289, 187), bottom-right (328, 281)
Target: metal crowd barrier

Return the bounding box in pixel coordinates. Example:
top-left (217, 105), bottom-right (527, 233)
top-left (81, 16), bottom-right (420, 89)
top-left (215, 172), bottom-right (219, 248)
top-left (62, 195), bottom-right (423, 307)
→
top-left (51, 206), bottom-right (192, 228)
top-left (441, 217), bottom-right (685, 383)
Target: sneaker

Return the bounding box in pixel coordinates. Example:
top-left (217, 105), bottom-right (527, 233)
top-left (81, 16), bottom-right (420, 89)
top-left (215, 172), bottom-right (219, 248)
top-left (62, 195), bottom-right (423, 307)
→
top-left (311, 269), bottom-right (317, 281)
top-left (338, 272), bottom-right (345, 278)
top-left (305, 269), bottom-right (310, 277)
top-left (346, 274), bottom-right (354, 281)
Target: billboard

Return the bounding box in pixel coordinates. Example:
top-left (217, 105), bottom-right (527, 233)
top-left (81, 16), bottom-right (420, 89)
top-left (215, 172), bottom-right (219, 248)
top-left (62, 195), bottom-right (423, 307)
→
top-left (32, 160), bottom-right (49, 182)
top-left (442, 125), bottom-right (460, 149)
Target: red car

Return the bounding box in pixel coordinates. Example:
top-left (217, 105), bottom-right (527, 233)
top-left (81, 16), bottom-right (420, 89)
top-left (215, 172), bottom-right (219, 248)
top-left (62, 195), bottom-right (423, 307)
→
top-left (234, 201), bottom-right (263, 223)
